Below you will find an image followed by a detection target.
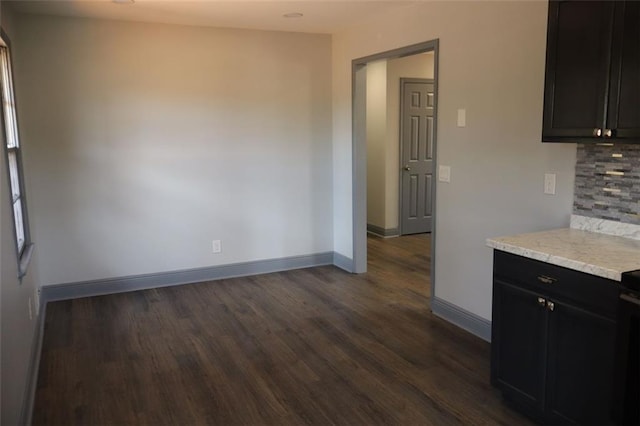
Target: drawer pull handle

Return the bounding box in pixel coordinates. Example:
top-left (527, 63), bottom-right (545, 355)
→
top-left (537, 297), bottom-right (546, 307)
top-left (620, 293), bottom-right (640, 307)
top-left (547, 301), bottom-right (555, 312)
top-left (537, 275), bottom-right (556, 284)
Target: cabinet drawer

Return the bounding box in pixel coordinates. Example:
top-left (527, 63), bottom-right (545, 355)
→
top-left (493, 250), bottom-right (619, 319)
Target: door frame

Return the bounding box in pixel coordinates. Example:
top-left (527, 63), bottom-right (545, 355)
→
top-left (351, 39), bottom-right (439, 303)
top-left (398, 77), bottom-right (436, 236)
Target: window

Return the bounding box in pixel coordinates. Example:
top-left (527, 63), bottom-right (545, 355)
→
top-left (1, 31), bottom-right (32, 278)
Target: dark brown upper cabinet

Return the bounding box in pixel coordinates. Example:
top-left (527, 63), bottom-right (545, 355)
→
top-left (542, 1), bottom-right (640, 143)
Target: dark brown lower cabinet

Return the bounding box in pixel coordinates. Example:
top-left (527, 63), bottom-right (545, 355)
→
top-left (491, 251), bottom-right (618, 425)
top-left (546, 300), bottom-right (617, 424)
top-left (492, 281), bottom-right (547, 415)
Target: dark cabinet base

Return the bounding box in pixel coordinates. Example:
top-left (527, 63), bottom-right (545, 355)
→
top-left (546, 301), bottom-right (616, 424)
top-left (491, 251), bottom-right (618, 425)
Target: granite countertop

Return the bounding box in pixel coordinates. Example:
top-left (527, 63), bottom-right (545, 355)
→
top-left (486, 227), bottom-right (640, 282)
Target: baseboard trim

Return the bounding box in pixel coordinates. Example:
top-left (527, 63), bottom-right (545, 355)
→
top-left (41, 252), bottom-right (335, 303)
top-left (21, 300), bottom-right (47, 425)
top-left (431, 296), bottom-right (491, 342)
top-left (333, 252), bottom-right (354, 272)
top-left (366, 224), bottom-right (400, 238)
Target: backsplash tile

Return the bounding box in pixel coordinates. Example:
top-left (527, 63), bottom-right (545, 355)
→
top-left (573, 144), bottom-right (640, 225)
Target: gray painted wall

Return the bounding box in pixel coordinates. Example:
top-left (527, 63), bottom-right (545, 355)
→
top-left (574, 144), bottom-right (640, 224)
top-left (332, 1), bottom-right (577, 320)
top-left (0, 5), bottom-right (42, 425)
top-left (14, 15), bottom-right (333, 287)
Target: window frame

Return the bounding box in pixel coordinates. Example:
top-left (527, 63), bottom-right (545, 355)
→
top-left (1, 28), bottom-right (33, 279)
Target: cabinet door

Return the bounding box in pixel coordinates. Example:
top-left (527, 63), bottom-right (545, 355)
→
top-left (542, 0), bottom-right (615, 141)
top-left (491, 280), bottom-right (547, 413)
top-left (607, 1), bottom-right (640, 140)
top-left (546, 300), bottom-right (616, 425)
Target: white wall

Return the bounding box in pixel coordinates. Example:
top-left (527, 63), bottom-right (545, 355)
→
top-left (332, 1), bottom-right (576, 319)
top-left (1, 5), bottom-right (42, 425)
top-left (14, 15), bottom-right (333, 286)
top-left (365, 60), bottom-right (387, 229)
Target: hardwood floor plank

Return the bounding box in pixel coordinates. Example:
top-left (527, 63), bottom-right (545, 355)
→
top-left (33, 234), bottom-right (532, 425)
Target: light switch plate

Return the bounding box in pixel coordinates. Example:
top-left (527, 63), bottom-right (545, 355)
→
top-left (457, 109), bottom-right (466, 127)
top-left (439, 165), bottom-right (451, 183)
top-left (544, 173), bottom-right (556, 195)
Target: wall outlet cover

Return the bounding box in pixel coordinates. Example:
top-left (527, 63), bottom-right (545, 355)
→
top-left (439, 165), bottom-right (451, 183)
top-left (544, 173), bottom-right (556, 195)
top-left (457, 109), bottom-right (466, 127)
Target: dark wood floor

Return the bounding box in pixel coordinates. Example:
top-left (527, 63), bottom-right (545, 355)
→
top-left (33, 234), bottom-right (531, 425)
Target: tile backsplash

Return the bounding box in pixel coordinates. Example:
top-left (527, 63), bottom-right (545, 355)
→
top-left (573, 144), bottom-right (640, 225)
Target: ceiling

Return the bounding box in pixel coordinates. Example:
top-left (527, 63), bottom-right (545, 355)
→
top-left (8, 0), bottom-right (416, 34)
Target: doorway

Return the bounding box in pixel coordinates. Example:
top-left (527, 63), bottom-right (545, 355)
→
top-left (352, 40), bottom-right (439, 301)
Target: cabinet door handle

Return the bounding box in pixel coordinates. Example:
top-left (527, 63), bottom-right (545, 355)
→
top-left (537, 275), bottom-right (556, 284)
top-left (621, 293), bottom-right (640, 307)
top-left (547, 301), bottom-right (555, 312)
top-left (537, 297), bottom-right (546, 307)
top-left (593, 128), bottom-right (602, 137)
top-left (604, 129), bottom-right (613, 138)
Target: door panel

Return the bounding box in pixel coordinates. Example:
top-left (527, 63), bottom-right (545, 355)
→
top-left (608, 1), bottom-right (640, 139)
top-left (424, 174), bottom-right (433, 217)
top-left (410, 116), bottom-right (420, 160)
top-left (409, 175), bottom-right (418, 218)
top-left (492, 280), bottom-right (548, 412)
top-left (547, 300), bottom-right (616, 425)
top-left (401, 80), bottom-right (435, 234)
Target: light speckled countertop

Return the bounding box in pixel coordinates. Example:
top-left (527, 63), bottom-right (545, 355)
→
top-left (486, 228), bottom-right (640, 281)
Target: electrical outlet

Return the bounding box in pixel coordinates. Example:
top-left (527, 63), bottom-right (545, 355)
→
top-left (28, 297), bottom-right (33, 321)
top-left (438, 165), bottom-right (451, 183)
top-left (457, 109), bottom-right (466, 127)
top-left (212, 240), bottom-right (222, 254)
top-left (544, 173), bottom-right (556, 195)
